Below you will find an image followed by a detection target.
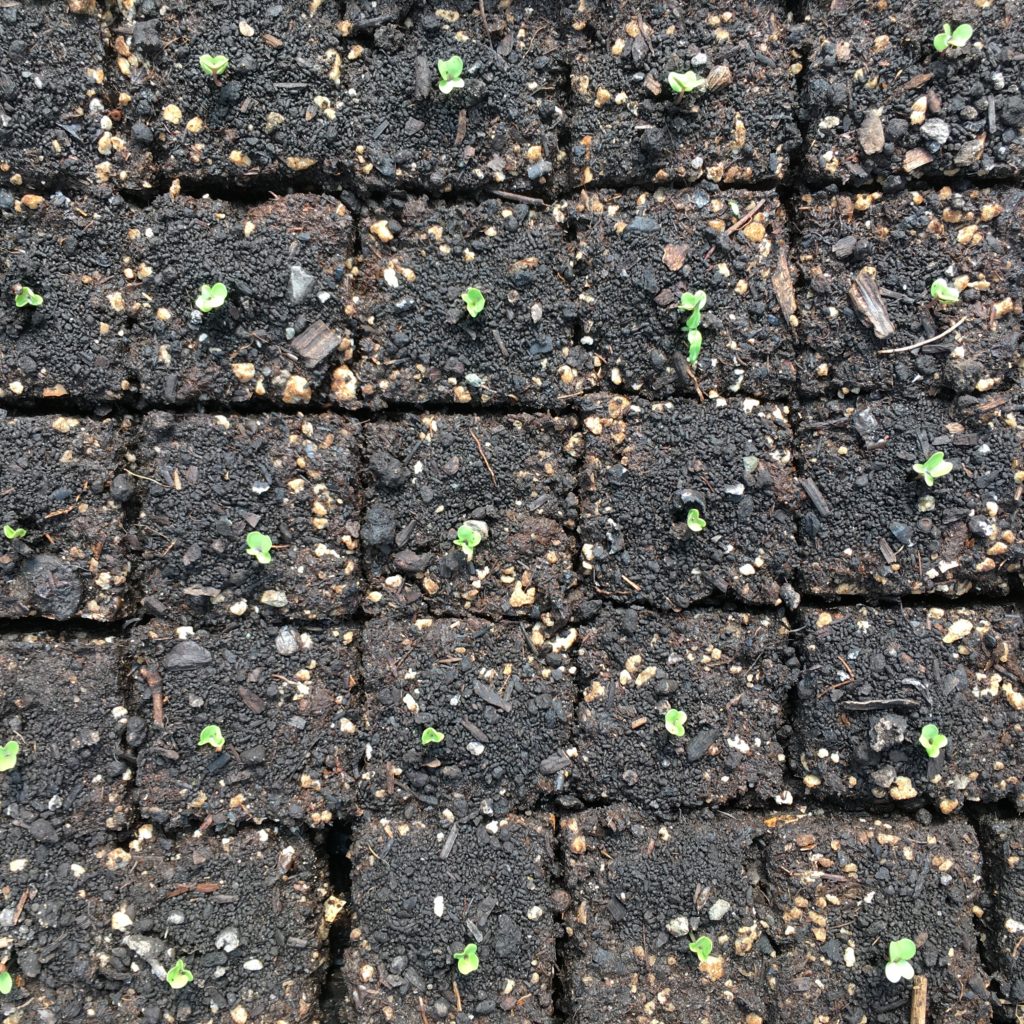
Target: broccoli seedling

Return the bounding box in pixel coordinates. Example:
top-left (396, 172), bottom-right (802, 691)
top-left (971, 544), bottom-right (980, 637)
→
top-left (194, 282), bottom-right (228, 314)
top-left (166, 959), bottom-right (193, 990)
top-left (438, 55), bottom-right (465, 94)
top-left (933, 22), bottom-right (973, 52)
top-left (199, 54), bottom-right (229, 77)
top-left (678, 290), bottom-right (708, 364)
top-left (885, 938), bottom-right (917, 983)
top-left (0, 741), bottom-right (19, 773)
top-left (912, 451), bottom-right (953, 487)
top-left (198, 725), bottom-right (225, 751)
top-left (686, 508), bottom-right (706, 532)
top-left (421, 727), bottom-right (445, 745)
top-left (3, 524), bottom-right (26, 540)
top-left (13, 285), bottom-right (43, 308)
top-left (929, 278), bottom-right (960, 304)
top-left (664, 708), bottom-right (687, 737)
top-left (453, 522), bottom-right (484, 560)
top-left (453, 943), bottom-right (479, 975)
top-left (919, 723), bottom-right (948, 758)
top-left (667, 70), bottom-right (706, 94)
top-left (0, 970), bottom-right (12, 996)
top-left (461, 287), bottom-right (485, 318)
top-left (689, 935), bottom-right (713, 963)
top-left (245, 531), bottom-right (273, 564)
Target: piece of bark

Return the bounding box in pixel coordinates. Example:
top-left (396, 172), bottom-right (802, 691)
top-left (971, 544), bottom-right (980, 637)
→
top-left (291, 320), bottom-right (342, 368)
top-left (772, 248), bottom-right (797, 322)
top-left (848, 268), bottom-right (895, 340)
top-left (858, 110), bottom-right (885, 155)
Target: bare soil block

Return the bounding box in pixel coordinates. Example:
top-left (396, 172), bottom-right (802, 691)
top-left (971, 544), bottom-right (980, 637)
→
top-left (336, 1), bottom-right (566, 195)
top-left (566, 0), bottom-right (801, 189)
top-left (345, 814), bottom-right (557, 1024)
top-left (763, 812), bottom-right (991, 1024)
top-left (574, 607), bottom-right (794, 812)
top-left (976, 816), bottom-right (1024, 1009)
top-left (572, 187), bottom-right (797, 400)
top-left (794, 187), bottom-right (1024, 398)
top-left (791, 604), bottom-right (1024, 812)
top-left (801, 0), bottom-right (1024, 186)
top-left (353, 195), bottom-right (585, 409)
top-left (359, 617), bottom-right (575, 817)
top-left (795, 393), bottom-right (1024, 598)
top-left (132, 412), bottom-right (362, 623)
top-left (0, 1), bottom-right (111, 189)
top-left (362, 412), bottom-right (579, 621)
top-left (127, 620), bottom-right (360, 832)
top-left (580, 394), bottom-right (800, 610)
top-left (0, 416), bottom-right (131, 621)
top-left (126, 193), bottom-right (358, 408)
top-left (562, 806), bottom-right (771, 1024)
top-left (1, 192), bottom-right (134, 406)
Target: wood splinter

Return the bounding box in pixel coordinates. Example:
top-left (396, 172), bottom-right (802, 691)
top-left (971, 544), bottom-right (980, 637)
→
top-left (910, 974), bottom-right (928, 1024)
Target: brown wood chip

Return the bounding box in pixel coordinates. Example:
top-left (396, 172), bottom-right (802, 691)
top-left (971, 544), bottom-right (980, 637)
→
top-left (291, 320), bottom-right (342, 367)
top-left (800, 477), bottom-right (831, 517)
top-left (857, 110), bottom-right (885, 155)
top-left (440, 823), bottom-right (458, 860)
top-left (848, 268), bottom-right (895, 340)
top-left (473, 681), bottom-right (512, 712)
top-left (771, 247), bottom-right (797, 321)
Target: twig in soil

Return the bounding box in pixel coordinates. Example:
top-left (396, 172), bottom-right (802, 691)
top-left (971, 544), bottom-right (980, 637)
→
top-left (452, 979), bottom-right (463, 1013)
top-left (703, 197), bottom-right (768, 258)
top-left (123, 468), bottom-right (163, 486)
top-left (488, 188), bottom-right (546, 207)
top-left (879, 317), bottom-right (968, 354)
top-left (418, 996), bottom-right (430, 1024)
top-left (140, 666), bottom-right (164, 726)
top-left (910, 974), bottom-right (928, 1024)
top-left (469, 429), bottom-right (497, 486)
top-left (12, 887), bottom-right (33, 926)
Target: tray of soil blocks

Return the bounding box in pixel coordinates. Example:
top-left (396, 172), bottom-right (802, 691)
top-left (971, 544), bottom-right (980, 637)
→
top-left (573, 607), bottom-right (794, 812)
top-left (353, 193), bottom-right (585, 409)
top-left (801, 0), bottom-right (1023, 186)
top-left (362, 411), bottom-right (579, 621)
top-left (579, 393), bottom-right (800, 610)
top-left (793, 186), bottom-right (1024, 398)
top-left (791, 603), bottom-right (1024, 812)
top-left (0, 0), bottom-right (112, 190)
top-left (358, 616), bottom-right (575, 817)
top-left (0, 415), bottom-right (132, 621)
top-left (763, 812), bottom-right (992, 1024)
top-left (795, 391), bottom-right (1023, 598)
top-left (127, 620), bottom-right (361, 832)
top-left (572, 187), bottom-right (797, 400)
top-left (131, 411), bottom-right (362, 623)
top-left (975, 816), bottom-right (1024, 1011)
top-left (1, 192), bottom-right (135, 407)
top-left (345, 814), bottom-right (558, 1023)
top-left (562, 805), bottom-right (772, 1024)
top-left (566, 0), bottom-right (801, 189)
top-left (125, 192), bottom-right (358, 407)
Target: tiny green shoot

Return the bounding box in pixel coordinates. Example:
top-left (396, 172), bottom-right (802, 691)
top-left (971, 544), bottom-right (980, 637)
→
top-left (166, 959), bottom-right (193, 990)
top-left (912, 451), bottom-right (953, 487)
top-left (668, 70), bottom-right (706, 94)
top-left (245, 531), bottom-right (273, 564)
top-left (461, 287), bottom-right (485, 318)
top-left (0, 741), bottom-right (19, 773)
top-left (453, 943), bottom-right (479, 975)
top-left (678, 290), bottom-right (708, 364)
top-left (194, 282), bottom-right (228, 314)
top-left (453, 522), bottom-right (483, 560)
top-left (0, 970), bottom-right (12, 995)
top-left (421, 727), bottom-right (445, 745)
top-left (664, 708), bottom-right (687, 737)
top-left (689, 935), bottom-right (714, 962)
top-left (686, 508), bottom-right (706, 533)
top-left (919, 723), bottom-right (948, 759)
top-left (199, 54), bottom-right (229, 77)
top-left (933, 23), bottom-right (973, 52)
top-left (14, 285), bottom-right (43, 308)
top-left (438, 55), bottom-right (465, 94)
top-left (930, 278), bottom-right (960, 304)
top-left (885, 938), bottom-right (917, 983)
top-left (198, 725), bottom-right (225, 752)
top-left (3, 524), bottom-right (26, 540)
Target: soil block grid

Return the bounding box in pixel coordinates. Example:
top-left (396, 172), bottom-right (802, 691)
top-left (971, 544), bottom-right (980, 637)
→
top-left (572, 187), bottom-right (797, 401)
top-left (794, 187), bottom-right (1024, 398)
top-left (580, 394), bottom-right (800, 610)
top-left (574, 607), bottom-right (794, 813)
top-left (127, 620), bottom-right (360, 832)
top-left (791, 604), bottom-right (1024, 812)
top-left (795, 392), bottom-right (1023, 598)
top-left (0, 415), bottom-right (131, 622)
top-left (345, 814), bottom-right (557, 1024)
top-left (132, 412), bottom-right (362, 624)
top-left (359, 616), bottom-right (575, 817)
top-left (362, 412), bottom-right (579, 621)
top-left (976, 816), bottom-right (1024, 1010)
top-left (566, 0), bottom-right (801, 189)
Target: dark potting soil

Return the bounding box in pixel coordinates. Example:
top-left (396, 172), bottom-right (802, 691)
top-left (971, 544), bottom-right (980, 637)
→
top-left (795, 391), bottom-right (1024, 598)
top-left (975, 816), bottom-right (1024, 1009)
top-left (791, 603), bottom-right (1024, 812)
top-left (573, 606), bottom-right (794, 812)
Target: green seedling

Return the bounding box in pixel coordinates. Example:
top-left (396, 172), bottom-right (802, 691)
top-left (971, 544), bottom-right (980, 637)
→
top-left (453, 522), bottom-right (483, 560)
top-left (912, 451), bottom-right (953, 487)
top-left (166, 959), bottom-right (193, 990)
top-left (199, 53), bottom-right (229, 77)
top-left (885, 938), bottom-right (917, 983)
top-left (194, 282), bottom-right (228, 314)
top-left (438, 55), bottom-right (465, 94)
top-left (0, 741), bottom-right (19, 772)
top-left (3, 524), bottom-right (26, 540)
top-left (198, 725), bottom-right (225, 752)
top-left (919, 723), bottom-right (948, 758)
top-left (933, 22), bottom-right (973, 52)
top-left (461, 287), bottom-right (485, 318)
top-left (453, 943), bottom-right (479, 975)
top-left (421, 727), bottom-right (445, 745)
top-left (245, 531), bottom-right (273, 564)
top-left (664, 708), bottom-right (687, 737)
top-left (668, 70), bottom-right (706, 94)
top-left (678, 290), bottom-right (708, 364)
top-left (689, 935), bottom-right (714, 962)
top-left (0, 970), bottom-right (12, 995)
top-left (930, 278), bottom-right (960, 304)
top-left (686, 508), bottom-right (706, 533)
top-left (14, 285), bottom-right (43, 308)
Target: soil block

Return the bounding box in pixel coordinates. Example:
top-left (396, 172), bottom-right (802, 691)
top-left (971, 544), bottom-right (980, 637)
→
top-left (574, 607), bottom-right (794, 812)
top-left (579, 394), bottom-right (800, 609)
top-left (359, 617), bottom-right (575, 816)
top-left (572, 187), bottom-right (797, 400)
top-left (976, 816), bottom-right (1024, 1009)
top-left (0, 415), bottom-right (131, 621)
top-left (126, 192), bottom-right (358, 407)
top-left (801, 0), bottom-right (1024, 186)
top-left (353, 194), bottom-right (585, 409)
top-left (1, 192), bottom-right (134, 407)
top-left (794, 187), bottom-right (1024, 397)
top-left (345, 814), bottom-right (557, 1023)
top-left (362, 412), bottom-right (579, 621)
top-left (127, 620), bottom-right (360, 832)
top-left (792, 604), bottom-right (1024, 812)
top-left (764, 812), bottom-right (991, 1024)
top-left (795, 392), bottom-right (1024, 598)
top-left (562, 806), bottom-right (770, 1024)
top-left (566, 0), bottom-right (801, 189)
top-left (132, 412), bottom-right (362, 623)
